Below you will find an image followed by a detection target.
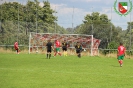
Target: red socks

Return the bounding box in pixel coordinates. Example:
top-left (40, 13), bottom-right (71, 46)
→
top-left (118, 60), bottom-right (123, 64)
top-left (54, 52), bottom-right (61, 56)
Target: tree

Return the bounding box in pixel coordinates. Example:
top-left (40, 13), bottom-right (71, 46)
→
top-left (125, 22), bottom-right (133, 49)
top-left (0, 0), bottom-right (66, 46)
top-left (74, 12), bottom-right (123, 49)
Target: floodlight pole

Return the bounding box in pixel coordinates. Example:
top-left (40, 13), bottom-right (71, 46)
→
top-left (72, 6), bottom-right (74, 34)
top-left (54, 6), bottom-right (56, 33)
top-left (17, 3), bottom-right (19, 43)
top-left (110, 7), bottom-right (112, 42)
top-left (29, 33), bottom-right (31, 54)
top-left (91, 35), bottom-right (93, 56)
top-left (91, 7), bottom-right (93, 35)
top-left (91, 24), bottom-right (93, 35)
top-left (0, 0), bottom-right (2, 33)
top-left (91, 7), bottom-right (94, 56)
top-left (36, 2), bottom-right (38, 34)
top-left (35, 1), bottom-right (38, 52)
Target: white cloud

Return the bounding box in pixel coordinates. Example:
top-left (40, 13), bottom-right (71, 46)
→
top-left (51, 4), bottom-right (89, 18)
top-left (39, 2), bottom-right (44, 7)
top-left (0, 0), bottom-right (9, 4)
top-left (50, 3), bottom-right (129, 28)
top-left (49, 3), bottom-right (91, 27)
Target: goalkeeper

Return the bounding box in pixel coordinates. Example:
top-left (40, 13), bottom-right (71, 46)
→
top-left (75, 42), bottom-right (82, 58)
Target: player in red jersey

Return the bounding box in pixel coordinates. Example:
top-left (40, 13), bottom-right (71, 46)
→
top-left (14, 41), bottom-right (19, 54)
top-left (117, 42), bottom-right (126, 67)
top-left (54, 40), bottom-right (62, 56)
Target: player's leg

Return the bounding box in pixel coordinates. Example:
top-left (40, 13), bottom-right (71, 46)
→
top-left (120, 55), bottom-right (124, 67)
top-left (47, 49), bottom-right (50, 59)
top-left (57, 48), bottom-right (61, 56)
top-left (49, 50), bottom-right (52, 59)
top-left (46, 50), bottom-right (49, 59)
top-left (62, 48), bottom-right (65, 56)
top-left (78, 50), bottom-right (81, 58)
top-left (16, 48), bottom-right (19, 54)
top-left (49, 53), bottom-right (51, 59)
top-left (65, 51), bottom-right (67, 56)
top-left (54, 48), bottom-right (57, 56)
top-left (118, 55), bottom-right (123, 67)
top-left (117, 55), bottom-right (120, 63)
top-left (76, 50), bottom-right (80, 57)
top-left (79, 52), bottom-right (81, 58)
top-left (62, 48), bottom-right (67, 56)
top-left (65, 48), bottom-right (67, 56)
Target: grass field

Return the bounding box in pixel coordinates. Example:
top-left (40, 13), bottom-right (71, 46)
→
top-left (0, 53), bottom-right (133, 88)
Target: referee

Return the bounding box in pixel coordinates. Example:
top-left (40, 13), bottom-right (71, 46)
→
top-left (46, 40), bottom-right (53, 59)
top-left (75, 42), bottom-right (82, 58)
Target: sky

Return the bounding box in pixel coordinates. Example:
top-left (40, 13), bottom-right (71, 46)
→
top-left (0, 0), bottom-right (133, 30)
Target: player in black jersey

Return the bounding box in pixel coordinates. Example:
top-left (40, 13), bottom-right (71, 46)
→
top-left (62, 40), bottom-right (68, 56)
top-left (75, 42), bottom-right (82, 58)
top-left (46, 40), bottom-right (53, 59)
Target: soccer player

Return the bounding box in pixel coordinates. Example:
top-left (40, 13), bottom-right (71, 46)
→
top-left (54, 40), bottom-right (62, 56)
top-left (62, 40), bottom-right (68, 56)
top-left (14, 41), bottom-right (19, 54)
top-left (46, 40), bottom-right (53, 59)
top-left (75, 42), bottom-right (82, 58)
top-left (117, 42), bottom-right (126, 67)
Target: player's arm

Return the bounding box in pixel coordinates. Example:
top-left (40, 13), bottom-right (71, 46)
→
top-left (51, 46), bottom-right (54, 50)
top-left (51, 43), bottom-right (54, 50)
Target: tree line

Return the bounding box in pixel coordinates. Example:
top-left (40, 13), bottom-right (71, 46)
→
top-left (0, 0), bottom-right (133, 50)
top-left (0, 0), bottom-right (66, 45)
top-left (72, 12), bottom-right (133, 50)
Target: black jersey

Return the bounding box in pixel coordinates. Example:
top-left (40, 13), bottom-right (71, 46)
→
top-left (62, 42), bottom-right (68, 48)
top-left (46, 42), bottom-right (52, 50)
top-left (75, 45), bottom-right (82, 50)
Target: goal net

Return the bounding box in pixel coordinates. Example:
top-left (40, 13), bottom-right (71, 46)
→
top-left (29, 32), bottom-right (101, 56)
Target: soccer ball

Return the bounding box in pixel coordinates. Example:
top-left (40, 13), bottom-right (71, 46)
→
top-left (84, 49), bottom-right (86, 51)
top-left (36, 51), bottom-right (38, 53)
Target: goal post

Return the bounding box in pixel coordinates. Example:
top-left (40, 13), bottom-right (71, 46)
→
top-left (28, 32), bottom-right (101, 56)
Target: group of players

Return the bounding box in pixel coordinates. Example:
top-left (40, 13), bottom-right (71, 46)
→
top-left (46, 39), bottom-right (83, 59)
top-left (14, 40), bottom-right (126, 67)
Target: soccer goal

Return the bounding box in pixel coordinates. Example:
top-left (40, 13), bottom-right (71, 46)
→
top-left (28, 32), bottom-right (101, 56)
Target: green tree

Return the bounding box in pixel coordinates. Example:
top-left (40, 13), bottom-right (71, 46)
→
top-left (74, 12), bottom-right (123, 49)
top-left (0, 0), bottom-right (66, 46)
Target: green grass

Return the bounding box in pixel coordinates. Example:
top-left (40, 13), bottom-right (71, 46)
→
top-left (0, 53), bottom-right (133, 88)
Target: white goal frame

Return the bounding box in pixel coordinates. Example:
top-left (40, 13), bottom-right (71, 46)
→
top-left (29, 32), bottom-right (101, 56)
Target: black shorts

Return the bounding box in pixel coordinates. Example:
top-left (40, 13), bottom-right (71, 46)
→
top-left (47, 49), bottom-right (52, 53)
top-left (62, 48), bottom-right (67, 51)
top-left (76, 50), bottom-right (81, 53)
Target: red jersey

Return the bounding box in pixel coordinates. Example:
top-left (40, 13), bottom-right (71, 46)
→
top-left (55, 40), bottom-right (60, 48)
top-left (14, 42), bottom-right (18, 49)
top-left (118, 45), bottom-right (125, 56)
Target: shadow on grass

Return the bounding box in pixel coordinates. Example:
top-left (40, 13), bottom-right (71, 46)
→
top-left (111, 65), bottom-right (120, 67)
